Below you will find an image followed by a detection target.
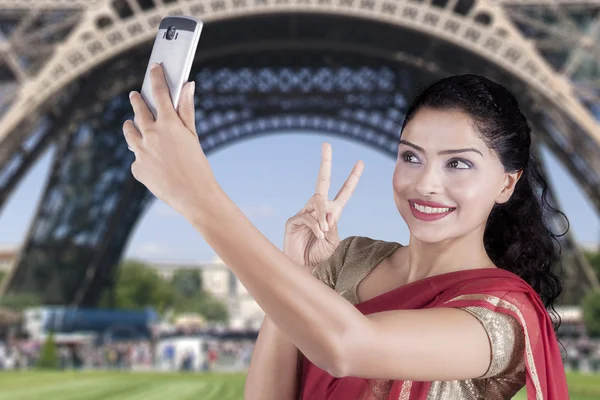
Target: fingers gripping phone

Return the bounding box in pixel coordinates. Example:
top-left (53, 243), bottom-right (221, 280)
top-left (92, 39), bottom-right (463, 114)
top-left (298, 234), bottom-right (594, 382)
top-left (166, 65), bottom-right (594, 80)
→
top-left (140, 16), bottom-right (203, 118)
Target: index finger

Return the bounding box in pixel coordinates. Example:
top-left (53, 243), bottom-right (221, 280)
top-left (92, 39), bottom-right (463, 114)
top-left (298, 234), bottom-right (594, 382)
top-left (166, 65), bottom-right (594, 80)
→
top-left (334, 160), bottom-right (364, 208)
top-left (149, 63), bottom-right (176, 118)
top-left (315, 142), bottom-right (332, 196)
top-left (129, 91), bottom-right (155, 130)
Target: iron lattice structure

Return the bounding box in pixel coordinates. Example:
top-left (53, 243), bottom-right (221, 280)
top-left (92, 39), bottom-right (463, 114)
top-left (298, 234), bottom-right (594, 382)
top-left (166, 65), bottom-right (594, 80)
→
top-left (0, 0), bottom-right (599, 306)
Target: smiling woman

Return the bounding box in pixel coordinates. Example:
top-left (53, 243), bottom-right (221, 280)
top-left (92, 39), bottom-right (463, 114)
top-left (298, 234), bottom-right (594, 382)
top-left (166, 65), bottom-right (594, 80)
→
top-left (297, 75), bottom-right (568, 400)
top-left (123, 67), bottom-right (568, 400)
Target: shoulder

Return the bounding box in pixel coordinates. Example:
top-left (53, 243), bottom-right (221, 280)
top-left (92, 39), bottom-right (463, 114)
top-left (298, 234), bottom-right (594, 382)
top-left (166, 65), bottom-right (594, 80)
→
top-left (345, 235), bottom-right (400, 253)
top-left (311, 236), bottom-right (401, 288)
top-left (342, 236), bottom-right (401, 269)
top-left (334, 236), bottom-right (401, 269)
top-left (324, 235), bottom-right (401, 260)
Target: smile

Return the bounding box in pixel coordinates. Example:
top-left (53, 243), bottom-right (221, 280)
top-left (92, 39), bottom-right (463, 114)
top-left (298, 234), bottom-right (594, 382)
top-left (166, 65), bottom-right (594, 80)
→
top-left (409, 201), bottom-right (456, 221)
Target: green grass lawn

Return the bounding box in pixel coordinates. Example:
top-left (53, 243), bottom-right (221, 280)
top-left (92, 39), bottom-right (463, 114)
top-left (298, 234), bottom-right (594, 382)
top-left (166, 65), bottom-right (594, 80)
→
top-left (512, 372), bottom-right (600, 400)
top-left (0, 370), bottom-right (597, 399)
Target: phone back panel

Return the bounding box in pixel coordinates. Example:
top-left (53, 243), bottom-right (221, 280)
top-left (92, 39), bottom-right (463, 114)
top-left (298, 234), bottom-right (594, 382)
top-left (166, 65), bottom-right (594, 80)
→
top-left (140, 16), bottom-right (203, 118)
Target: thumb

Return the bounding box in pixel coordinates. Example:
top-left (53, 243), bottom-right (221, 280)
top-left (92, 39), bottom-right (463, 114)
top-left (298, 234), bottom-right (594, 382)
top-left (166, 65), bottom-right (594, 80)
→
top-left (178, 81), bottom-right (196, 133)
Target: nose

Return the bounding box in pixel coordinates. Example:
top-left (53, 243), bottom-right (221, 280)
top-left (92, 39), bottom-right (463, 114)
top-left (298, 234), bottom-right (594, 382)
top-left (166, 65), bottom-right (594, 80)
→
top-left (414, 164), bottom-right (442, 197)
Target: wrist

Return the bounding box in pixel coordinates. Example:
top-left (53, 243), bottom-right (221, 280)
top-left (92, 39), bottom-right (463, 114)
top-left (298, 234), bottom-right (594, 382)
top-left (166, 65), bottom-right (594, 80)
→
top-left (178, 179), bottom-right (224, 224)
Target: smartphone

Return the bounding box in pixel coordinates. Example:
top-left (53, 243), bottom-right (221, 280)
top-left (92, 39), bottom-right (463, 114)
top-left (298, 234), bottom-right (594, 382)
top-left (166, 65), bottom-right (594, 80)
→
top-left (140, 16), bottom-right (203, 118)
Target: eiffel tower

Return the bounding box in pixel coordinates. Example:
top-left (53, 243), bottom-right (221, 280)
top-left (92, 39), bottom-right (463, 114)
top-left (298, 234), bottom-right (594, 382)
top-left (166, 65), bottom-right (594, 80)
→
top-left (0, 0), bottom-right (598, 306)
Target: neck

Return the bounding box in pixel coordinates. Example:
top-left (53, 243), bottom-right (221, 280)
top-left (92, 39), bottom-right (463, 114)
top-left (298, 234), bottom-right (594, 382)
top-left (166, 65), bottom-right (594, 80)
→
top-left (401, 226), bottom-right (494, 284)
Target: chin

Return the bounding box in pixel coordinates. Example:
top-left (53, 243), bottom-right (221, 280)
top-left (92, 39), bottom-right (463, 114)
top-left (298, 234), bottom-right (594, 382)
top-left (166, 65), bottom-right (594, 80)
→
top-left (397, 205), bottom-right (455, 244)
top-left (407, 225), bottom-right (452, 244)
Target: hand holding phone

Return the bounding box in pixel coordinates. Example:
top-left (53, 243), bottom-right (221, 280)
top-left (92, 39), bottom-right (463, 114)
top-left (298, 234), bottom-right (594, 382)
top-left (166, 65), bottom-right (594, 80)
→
top-left (140, 16), bottom-right (203, 118)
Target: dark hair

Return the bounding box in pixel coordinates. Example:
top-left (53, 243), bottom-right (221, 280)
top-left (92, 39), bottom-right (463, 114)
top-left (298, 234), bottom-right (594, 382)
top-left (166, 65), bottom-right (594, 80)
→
top-left (400, 74), bottom-right (564, 329)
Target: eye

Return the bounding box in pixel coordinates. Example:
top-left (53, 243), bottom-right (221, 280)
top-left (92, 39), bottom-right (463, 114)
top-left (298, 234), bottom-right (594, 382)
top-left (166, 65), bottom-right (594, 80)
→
top-left (401, 151), bottom-right (420, 164)
top-left (447, 159), bottom-right (472, 169)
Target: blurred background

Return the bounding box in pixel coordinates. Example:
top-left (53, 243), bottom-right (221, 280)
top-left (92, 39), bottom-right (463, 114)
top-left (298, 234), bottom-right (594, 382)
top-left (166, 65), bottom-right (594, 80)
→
top-left (0, 0), bottom-right (599, 398)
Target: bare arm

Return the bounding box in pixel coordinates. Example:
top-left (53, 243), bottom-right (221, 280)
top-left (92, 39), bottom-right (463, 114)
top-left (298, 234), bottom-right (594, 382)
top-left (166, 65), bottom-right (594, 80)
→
top-left (244, 316), bottom-right (303, 400)
top-left (343, 307), bottom-right (491, 380)
top-left (245, 252), bottom-right (308, 400)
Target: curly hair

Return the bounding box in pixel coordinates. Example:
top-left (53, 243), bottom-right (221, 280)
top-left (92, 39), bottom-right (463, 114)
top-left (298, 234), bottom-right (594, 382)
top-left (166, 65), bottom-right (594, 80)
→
top-left (400, 74), bottom-right (565, 329)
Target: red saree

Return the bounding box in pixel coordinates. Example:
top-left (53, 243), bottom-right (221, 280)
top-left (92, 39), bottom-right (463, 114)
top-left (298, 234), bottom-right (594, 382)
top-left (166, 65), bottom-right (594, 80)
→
top-left (299, 268), bottom-right (569, 400)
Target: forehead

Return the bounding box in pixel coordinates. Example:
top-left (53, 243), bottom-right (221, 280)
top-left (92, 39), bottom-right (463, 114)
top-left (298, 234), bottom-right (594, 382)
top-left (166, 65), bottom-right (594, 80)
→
top-left (402, 108), bottom-right (490, 154)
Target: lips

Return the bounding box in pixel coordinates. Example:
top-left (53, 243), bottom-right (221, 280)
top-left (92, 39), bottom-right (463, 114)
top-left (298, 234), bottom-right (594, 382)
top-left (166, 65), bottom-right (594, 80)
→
top-left (408, 200), bottom-right (456, 222)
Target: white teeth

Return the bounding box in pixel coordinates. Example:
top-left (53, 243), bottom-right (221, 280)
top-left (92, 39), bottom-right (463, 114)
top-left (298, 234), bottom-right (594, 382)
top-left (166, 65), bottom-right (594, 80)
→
top-left (412, 203), bottom-right (452, 214)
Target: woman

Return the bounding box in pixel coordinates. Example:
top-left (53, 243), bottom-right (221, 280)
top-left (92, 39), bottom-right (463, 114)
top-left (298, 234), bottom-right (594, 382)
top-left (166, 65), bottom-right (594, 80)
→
top-left (123, 64), bottom-right (569, 399)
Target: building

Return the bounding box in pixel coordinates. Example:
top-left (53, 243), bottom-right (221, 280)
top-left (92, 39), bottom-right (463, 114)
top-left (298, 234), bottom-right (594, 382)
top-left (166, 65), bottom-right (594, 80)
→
top-left (202, 256), bottom-right (265, 330)
top-left (145, 259), bottom-right (205, 281)
top-left (0, 245), bottom-right (17, 274)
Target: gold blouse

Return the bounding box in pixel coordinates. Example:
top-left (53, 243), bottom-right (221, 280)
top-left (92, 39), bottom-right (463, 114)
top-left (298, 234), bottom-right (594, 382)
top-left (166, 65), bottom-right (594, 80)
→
top-left (311, 236), bottom-right (526, 400)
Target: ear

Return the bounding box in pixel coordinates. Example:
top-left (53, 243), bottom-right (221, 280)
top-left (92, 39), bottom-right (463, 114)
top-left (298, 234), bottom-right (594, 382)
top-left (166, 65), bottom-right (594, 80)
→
top-left (495, 169), bottom-right (523, 204)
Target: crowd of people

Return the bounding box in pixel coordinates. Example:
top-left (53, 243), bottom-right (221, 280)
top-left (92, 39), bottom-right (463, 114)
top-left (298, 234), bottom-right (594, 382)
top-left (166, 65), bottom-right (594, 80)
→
top-left (0, 335), bottom-right (255, 373)
top-left (1, 321), bottom-right (599, 374)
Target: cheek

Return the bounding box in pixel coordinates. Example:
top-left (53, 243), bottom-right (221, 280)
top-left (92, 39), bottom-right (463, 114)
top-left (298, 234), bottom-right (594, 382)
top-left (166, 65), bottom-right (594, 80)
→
top-left (392, 163), bottom-right (417, 193)
top-left (447, 172), bottom-right (499, 212)
top-left (447, 175), bottom-right (479, 199)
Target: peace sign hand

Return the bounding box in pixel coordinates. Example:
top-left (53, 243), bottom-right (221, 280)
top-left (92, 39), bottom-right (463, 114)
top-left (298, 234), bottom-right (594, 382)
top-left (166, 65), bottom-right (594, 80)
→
top-left (283, 143), bottom-right (364, 267)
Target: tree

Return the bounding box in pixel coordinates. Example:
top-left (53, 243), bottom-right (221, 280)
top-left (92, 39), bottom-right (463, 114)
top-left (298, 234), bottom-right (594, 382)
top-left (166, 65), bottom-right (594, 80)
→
top-left (0, 292), bottom-right (41, 311)
top-left (99, 260), bottom-right (174, 312)
top-left (37, 332), bottom-right (60, 369)
top-left (585, 250), bottom-right (600, 281)
top-left (171, 291), bottom-right (229, 322)
top-left (169, 269), bottom-right (228, 321)
top-left (582, 290), bottom-right (600, 337)
top-left (99, 260), bottom-right (229, 322)
top-left (195, 292), bottom-right (229, 322)
top-left (171, 269), bottom-right (202, 298)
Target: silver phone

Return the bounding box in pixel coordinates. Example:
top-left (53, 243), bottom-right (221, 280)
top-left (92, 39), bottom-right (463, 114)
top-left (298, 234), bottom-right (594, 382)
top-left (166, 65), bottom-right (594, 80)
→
top-left (140, 16), bottom-right (203, 118)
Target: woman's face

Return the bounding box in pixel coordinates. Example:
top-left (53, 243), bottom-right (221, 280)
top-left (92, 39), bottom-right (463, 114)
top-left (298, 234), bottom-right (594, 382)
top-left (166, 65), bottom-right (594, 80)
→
top-left (392, 107), bottom-right (518, 244)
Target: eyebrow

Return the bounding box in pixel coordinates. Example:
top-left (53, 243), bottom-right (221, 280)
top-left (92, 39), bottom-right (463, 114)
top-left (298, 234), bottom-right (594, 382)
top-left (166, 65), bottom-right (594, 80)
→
top-left (399, 139), bottom-right (483, 157)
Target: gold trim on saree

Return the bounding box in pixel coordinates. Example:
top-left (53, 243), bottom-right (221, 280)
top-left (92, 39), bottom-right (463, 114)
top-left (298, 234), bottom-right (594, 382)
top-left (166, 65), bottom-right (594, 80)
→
top-left (399, 380), bottom-right (412, 400)
top-left (443, 294), bottom-right (543, 400)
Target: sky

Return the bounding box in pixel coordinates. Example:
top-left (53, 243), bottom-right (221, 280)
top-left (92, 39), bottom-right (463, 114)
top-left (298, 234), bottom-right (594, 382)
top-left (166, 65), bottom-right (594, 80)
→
top-left (0, 132), bottom-right (598, 263)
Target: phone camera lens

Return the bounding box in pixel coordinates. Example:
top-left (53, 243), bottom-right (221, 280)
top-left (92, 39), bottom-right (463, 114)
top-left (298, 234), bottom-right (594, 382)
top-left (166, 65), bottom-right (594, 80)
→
top-left (166, 26), bottom-right (176, 40)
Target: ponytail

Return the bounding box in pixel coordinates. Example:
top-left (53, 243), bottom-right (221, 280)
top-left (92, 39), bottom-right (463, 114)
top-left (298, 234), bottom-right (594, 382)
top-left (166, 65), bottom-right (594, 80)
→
top-left (484, 153), bottom-right (564, 328)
